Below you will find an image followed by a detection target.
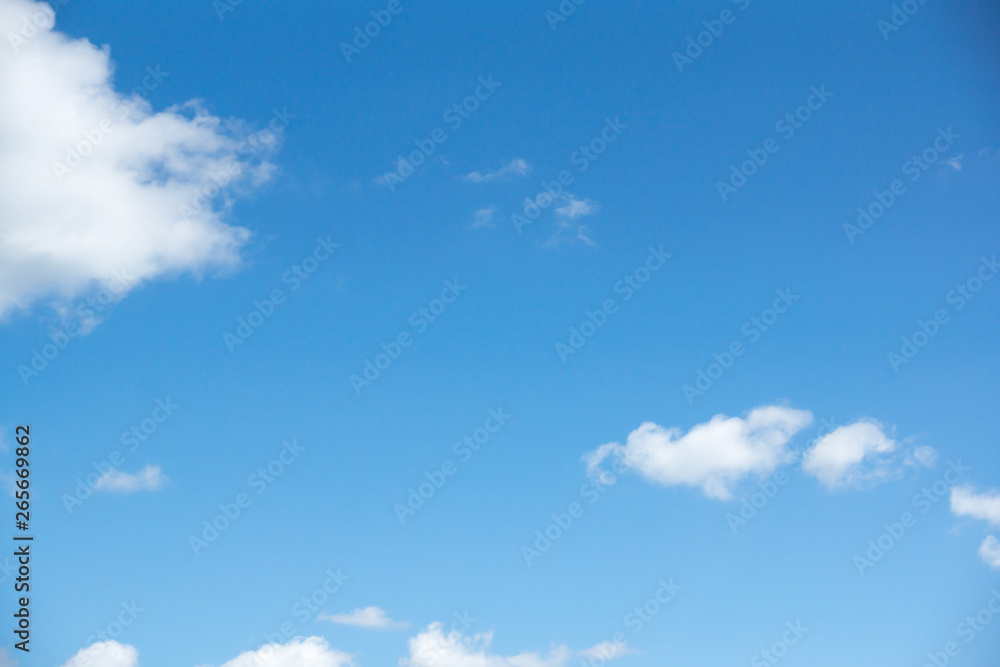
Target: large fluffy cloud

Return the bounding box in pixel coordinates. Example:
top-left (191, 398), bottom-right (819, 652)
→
top-left (585, 405), bottom-right (813, 500)
top-left (402, 623), bottom-right (571, 667)
top-left (0, 0), bottom-right (273, 318)
top-left (801, 420), bottom-right (897, 488)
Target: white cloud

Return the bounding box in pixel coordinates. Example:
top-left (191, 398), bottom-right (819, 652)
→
top-left (65, 630), bottom-right (616, 667)
top-left (318, 606), bottom-right (408, 629)
top-left (949, 487), bottom-right (1000, 570)
top-left (951, 486), bottom-right (1000, 526)
top-left (470, 206), bottom-right (496, 229)
top-left (586, 405), bottom-right (813, 500)
top-left (911, 445), bottom-right (938, 467)
top-left (61, 639), bottom-right (352, 667)
top-left (94, 465), bottom-right (167, 493)
top-left (978, 536), bottom-right (1000, 570)
top-left (0, 0), bottom-right (274, 319)
top-left (801, 420), bottom-right (898, 489)
top-left (946, 155), bottom-right (963, 171)
top-left (61, 641), bottom-right (138, 667)
top-left (555, 196), bottom-right (597, 219)
top-left (545, 219), bottom-right (596, 248)
top-left (462, 159), bottom-right (530, 183)
top-left (218, 638), bottom-right (353, 667)
top-left (578, 641), bottom-right (635, 661)
top-left (402, 623), bottom-right (571, 667)
top-left (543, 195), bottom-right (598, 247)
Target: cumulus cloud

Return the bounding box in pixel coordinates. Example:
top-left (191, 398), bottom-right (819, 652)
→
top-left (801, 420), bottom-right (899, 489)
top-left (0, 0), bottom-right (275, 319)
top-left (950, 486), bottom-right (1000, 526)
top-left (462, 159), bottom-right (530, 183)
top-left (402, 623), bottom-right (571, 667)
top-left (66, 630), bottom-right (616, 667)
top-left (94, 465), bottom-right (167, 493)
top-left (318, 606), bottom-right (408, 629)
top-left (585, 405), bottom-right (813, 500)
top-left (61, 641), bottom-right (138, 667)
top-left (218, 638), bottom-right (353, 667)
top-left (978, 536), bottom-right (1000, 570)
top-left (61, 639), bottom-right (352, 667)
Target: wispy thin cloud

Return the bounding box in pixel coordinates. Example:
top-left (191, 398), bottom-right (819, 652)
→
top-left (462, 159), bottom-right (531, 183)
top-left (544, 195), bottom-right (599, 247)
top-left (470, 206), bottom-right (496, 229)
top-left (555, 195), bottom-right (597, 219)
top-left (319, 606), bottom-right (408, 630)
top-left (578, 641), bottom-right (636, 661)
top-left (94, 465), bottom-right (167, 493)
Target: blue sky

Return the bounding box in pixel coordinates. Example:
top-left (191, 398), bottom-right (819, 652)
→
top-left (1, 0), bottom-right (999, 665)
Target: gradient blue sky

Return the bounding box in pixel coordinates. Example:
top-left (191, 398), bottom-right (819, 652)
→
top-left (1, 1), bottom-right (1000, 666)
